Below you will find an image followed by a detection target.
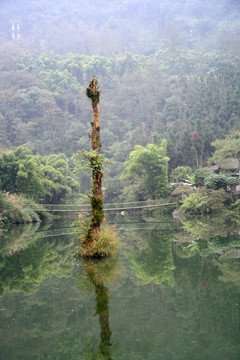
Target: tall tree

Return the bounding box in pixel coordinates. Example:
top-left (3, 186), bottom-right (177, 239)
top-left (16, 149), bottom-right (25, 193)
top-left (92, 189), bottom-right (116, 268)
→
top-left (121, 141), bottom-right (170, 199)
top-left (86, 77), bottom-right (104, 238)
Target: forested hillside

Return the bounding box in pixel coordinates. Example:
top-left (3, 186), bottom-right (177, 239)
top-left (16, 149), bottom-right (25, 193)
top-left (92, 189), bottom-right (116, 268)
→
top-left (0, 0), bottom-right (240, 200)
top-left (1, 0), bottom-right (240, 56)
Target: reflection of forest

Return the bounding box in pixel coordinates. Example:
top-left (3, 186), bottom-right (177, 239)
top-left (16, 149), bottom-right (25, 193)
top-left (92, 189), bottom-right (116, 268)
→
top-left (123, 224), bottom-right (240, 358)
top-left (0, 230), bottom-right (76, 297)
top-left (0, 222), bottom-right (41, 257)
top-left (126, 229), bottom-right (176, 286)
top-left (0, 216), bottom-right (240, 359)
top-left (177, 214), bottom-right (240, 241)
top-left (174, 215), bottom-right (240, 280)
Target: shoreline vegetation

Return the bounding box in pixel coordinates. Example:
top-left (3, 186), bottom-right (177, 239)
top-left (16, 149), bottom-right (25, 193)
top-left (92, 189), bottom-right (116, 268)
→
top-left (174, 188), bottom-right (239, 217)
top-left (171, 163), bottom-right (240, 217)
top-left (1, 186), bottom-right (239, 229)
top-left (0, 192), bottom-right (51, 228)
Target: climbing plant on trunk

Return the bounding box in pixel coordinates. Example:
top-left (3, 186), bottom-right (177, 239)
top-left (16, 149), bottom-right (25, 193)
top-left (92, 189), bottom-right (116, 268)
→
top-left (86, 77), bottom-right (104, 238)
top-left (74, 77), bottom-right (118, 258)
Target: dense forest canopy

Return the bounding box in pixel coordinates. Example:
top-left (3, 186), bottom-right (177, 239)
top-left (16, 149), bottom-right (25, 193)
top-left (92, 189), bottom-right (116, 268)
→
top-left (0, 0), bottom-right (240, 200)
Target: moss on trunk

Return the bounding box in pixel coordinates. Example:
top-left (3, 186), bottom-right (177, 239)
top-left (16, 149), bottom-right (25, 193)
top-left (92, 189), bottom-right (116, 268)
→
top-left (86, 77), bottom-right (104, 238)
top-left (75, 78), bottom-right (118, 259)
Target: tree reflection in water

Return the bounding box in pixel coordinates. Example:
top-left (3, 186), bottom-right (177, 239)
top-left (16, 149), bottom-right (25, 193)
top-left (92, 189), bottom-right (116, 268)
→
top-left (77, 258), bottom-right (120, 359)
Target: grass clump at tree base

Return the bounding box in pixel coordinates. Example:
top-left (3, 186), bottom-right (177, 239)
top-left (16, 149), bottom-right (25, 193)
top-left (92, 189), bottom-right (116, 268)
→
top-left (74, 222), bottom-right (119, 258)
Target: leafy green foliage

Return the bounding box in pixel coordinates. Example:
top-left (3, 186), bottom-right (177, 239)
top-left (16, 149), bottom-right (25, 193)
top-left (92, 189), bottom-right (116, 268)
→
top-left (1, 44), bottom-right (240, 174)
top-left (121, 141), bottom-right (169, 199)
top-left (0, 192), bottom-right (41, 224)
top-left (0, 147), bottom-right (80, 204)
top-left (170, 166), bottom-right (193, 182)
top-left (179, 189), bottom-right (230, 215)
top-left (193, 169), bottom-right (208, 187)
top-left (230, 198), bottom-right (240, 213)
top-left (204, 173), bottom-right (238, 190)
top-left (209, 130), bottom-right (240, 164)
top-left (73, 150), bottom-right (105, 176)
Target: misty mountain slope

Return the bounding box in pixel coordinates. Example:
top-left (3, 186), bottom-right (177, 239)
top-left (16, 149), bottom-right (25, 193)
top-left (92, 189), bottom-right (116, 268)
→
top-left (1, 0), bottom-right (240, 56)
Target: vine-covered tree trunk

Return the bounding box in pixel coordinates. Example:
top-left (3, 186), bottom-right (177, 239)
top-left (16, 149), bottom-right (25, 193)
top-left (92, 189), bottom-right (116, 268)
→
top-left (86, 77), bottom-right (104, 237)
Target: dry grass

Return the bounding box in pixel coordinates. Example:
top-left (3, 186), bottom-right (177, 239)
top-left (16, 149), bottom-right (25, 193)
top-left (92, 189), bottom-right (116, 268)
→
top-left (75, 225), bottom-right (119, 258)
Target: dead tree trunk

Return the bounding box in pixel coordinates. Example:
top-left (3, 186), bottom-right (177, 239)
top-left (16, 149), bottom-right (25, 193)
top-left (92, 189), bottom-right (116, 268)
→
top-left (86, 77), bottom-right (104, 238)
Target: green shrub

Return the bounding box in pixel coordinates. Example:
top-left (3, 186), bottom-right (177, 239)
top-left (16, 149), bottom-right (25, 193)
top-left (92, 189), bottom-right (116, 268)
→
top-left (193, 169), bottom-right (208, 187)
top-left (204, 173), bottom-right (237, 190)
top-left (230, 199), bottom-right (240, 212)
top-left (179, 189), bottom-right (230, 215)
top-left (1, 193), bottom-right (41, 224)
top-left (171, 166), bottom-right (193, 182)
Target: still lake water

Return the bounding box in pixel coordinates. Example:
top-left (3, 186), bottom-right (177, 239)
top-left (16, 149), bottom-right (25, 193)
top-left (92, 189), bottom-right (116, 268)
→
top-left (0, 213), bottom-right (240, 360)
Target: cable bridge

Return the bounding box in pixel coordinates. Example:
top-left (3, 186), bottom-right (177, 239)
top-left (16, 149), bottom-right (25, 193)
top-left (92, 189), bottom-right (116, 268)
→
top-left (27, 199), bottom-right (178, 239)
top-left (28, 199), bottom-right (177, 214)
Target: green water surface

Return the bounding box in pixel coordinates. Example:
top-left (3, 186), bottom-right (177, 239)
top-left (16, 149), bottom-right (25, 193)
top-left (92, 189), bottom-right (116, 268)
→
top-left (0, 214), bottom-right (240, 359)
